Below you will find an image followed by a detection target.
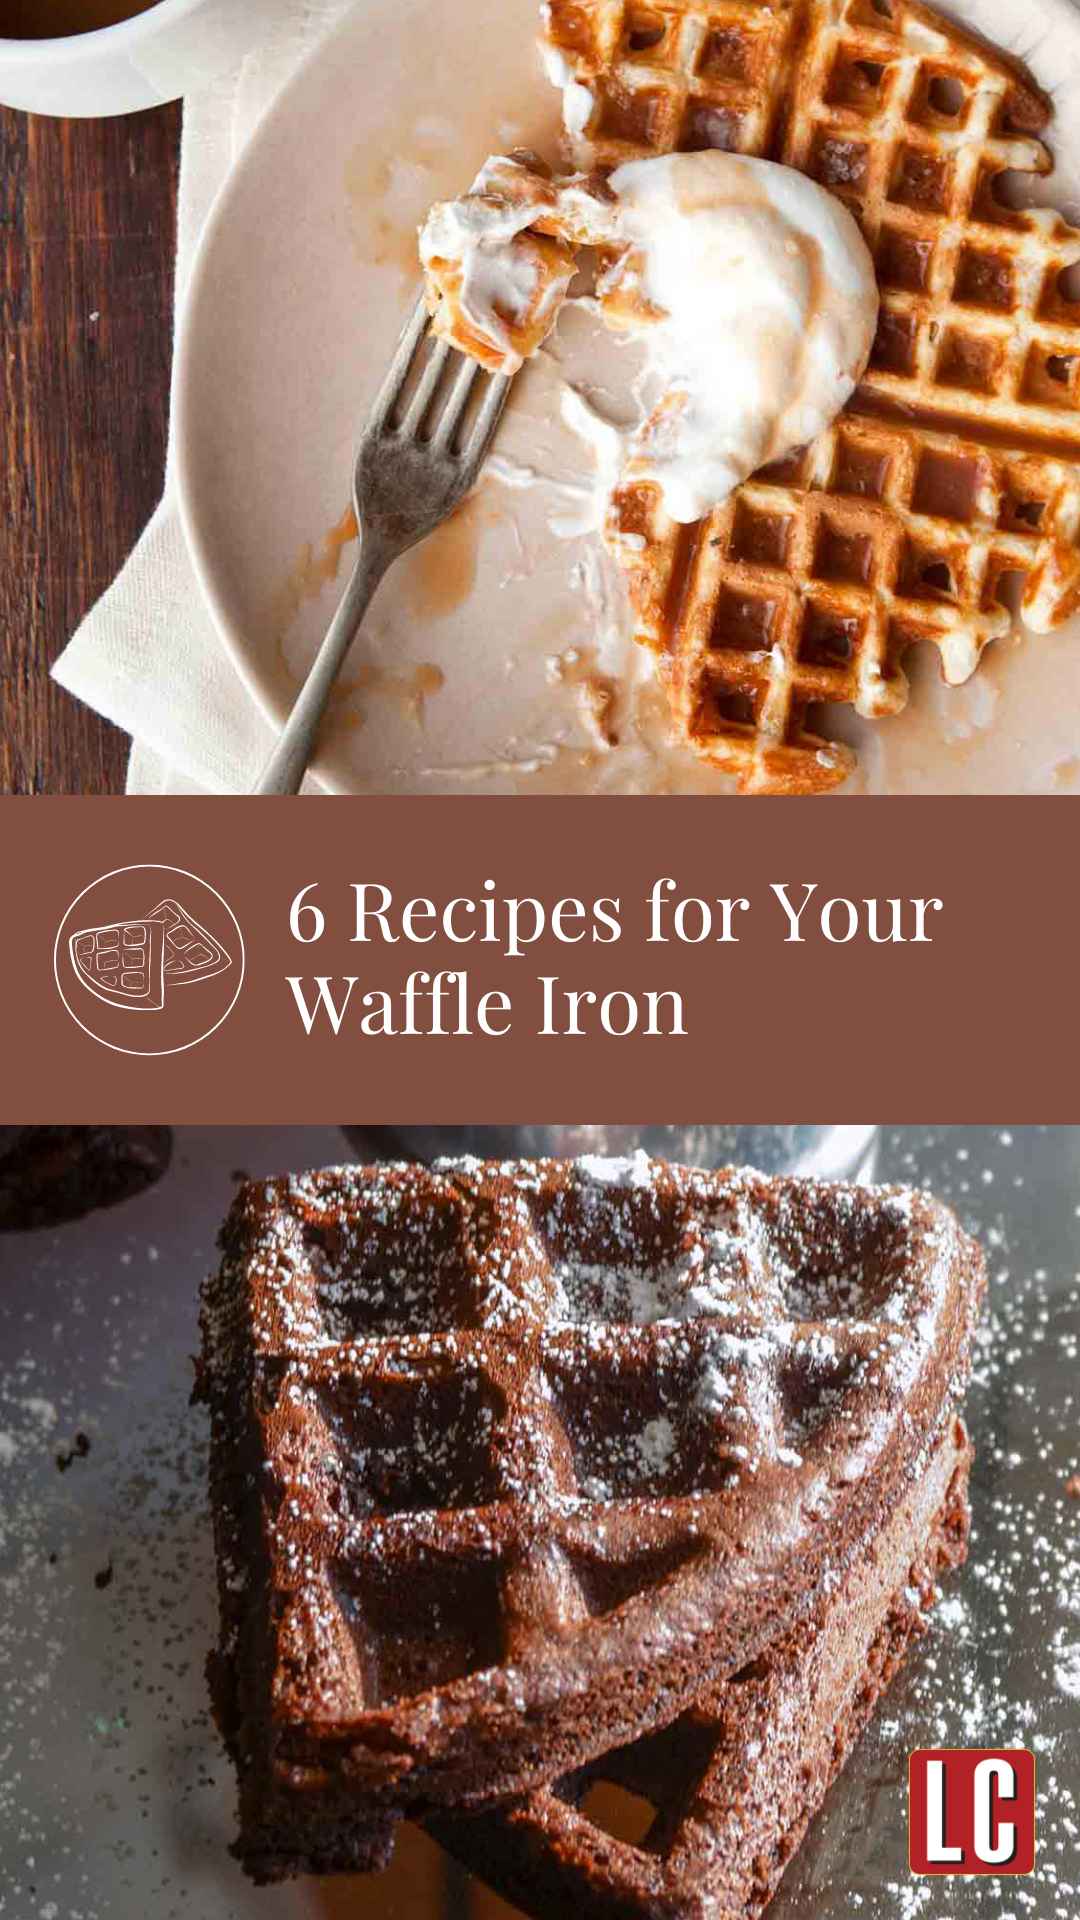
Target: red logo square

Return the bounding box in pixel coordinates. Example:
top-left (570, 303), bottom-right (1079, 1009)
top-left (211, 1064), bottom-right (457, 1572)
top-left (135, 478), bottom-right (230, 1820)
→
top-left (909, 1749), bottom-right (1036, 1875)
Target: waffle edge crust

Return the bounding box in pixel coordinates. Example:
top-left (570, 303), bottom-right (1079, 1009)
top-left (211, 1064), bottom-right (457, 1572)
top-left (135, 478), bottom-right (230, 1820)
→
top-left (195, 1155), bottom-right (984, 1884)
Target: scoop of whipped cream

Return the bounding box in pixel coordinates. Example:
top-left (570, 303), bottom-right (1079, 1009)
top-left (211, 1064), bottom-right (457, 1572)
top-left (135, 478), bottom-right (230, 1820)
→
top-left (419, 148), bottom-right (878, 521)
top-left (602, 151), bottom-right (879, 522)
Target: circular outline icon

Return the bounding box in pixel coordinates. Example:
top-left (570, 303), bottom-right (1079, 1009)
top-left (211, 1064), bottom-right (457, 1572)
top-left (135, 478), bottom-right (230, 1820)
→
top-left (54, 864), bottom-right (246, 1057)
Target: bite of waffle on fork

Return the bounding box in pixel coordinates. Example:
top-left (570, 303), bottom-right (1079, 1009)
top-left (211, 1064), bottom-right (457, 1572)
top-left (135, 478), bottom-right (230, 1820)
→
top-left (198, 1154), bottom-right (983, 1887)
top-left (421, 153), bottom-right (613, 373)
top-left (423, 0), bottom-right (1080, 791)
top-left (421, 156), bottom-right (576, 372)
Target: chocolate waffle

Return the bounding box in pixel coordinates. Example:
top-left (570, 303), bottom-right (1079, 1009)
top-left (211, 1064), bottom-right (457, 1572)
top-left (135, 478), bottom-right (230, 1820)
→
top-left (435, 1415), bottom-right (972, 1919)
top-left (69, 917), bottom-right (166, 1011)
top-left (197, 1156), bottom-right (983, 1882)
top-left (538, 0), bottom-right (1080, 790)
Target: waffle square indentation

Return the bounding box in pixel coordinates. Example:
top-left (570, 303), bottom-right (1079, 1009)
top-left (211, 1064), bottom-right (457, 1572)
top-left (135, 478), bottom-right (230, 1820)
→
top-left (708, 585), bottom-right (779, 652)
top-left (876, 225), bottom-right (936, 295)
top-left (809, 128), bottom-right (869, 196)
top-left (1021, 344), bottom-right (1079, 409)
top-left (953, 245), bottom-right (1015, 312)
top-left (730, 501), bottom-right (792, 568)
top-left (824, 47), bottom-right (890, 115)
top-left (832, 434), bottom-right (893, 502)
top-left (934, 327), bottom-right (1002, 395)
top-left (911, 449), bottom-right (981, 524)
top-left (797, 602), bottom-right (863, 669)
top-left (869, 309), bottom-right (918, 376)
top-left (812, 517), bottom-right (874, 586)
top-left (888, 144), bottom-right (952, 213)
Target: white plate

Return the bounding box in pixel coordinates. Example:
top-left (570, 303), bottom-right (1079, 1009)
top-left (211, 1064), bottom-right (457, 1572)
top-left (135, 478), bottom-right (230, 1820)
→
top-left (175, 0), bottom-right (1080, 794)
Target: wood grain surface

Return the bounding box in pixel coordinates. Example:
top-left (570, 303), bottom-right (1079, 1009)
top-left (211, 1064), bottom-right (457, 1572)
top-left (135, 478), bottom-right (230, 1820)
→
top-left (0, 103), bottom-right (179, 794)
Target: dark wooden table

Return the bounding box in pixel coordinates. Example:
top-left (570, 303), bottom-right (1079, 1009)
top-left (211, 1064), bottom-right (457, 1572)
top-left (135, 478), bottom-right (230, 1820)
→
top-left (0, 103), bottom-right (180, 793)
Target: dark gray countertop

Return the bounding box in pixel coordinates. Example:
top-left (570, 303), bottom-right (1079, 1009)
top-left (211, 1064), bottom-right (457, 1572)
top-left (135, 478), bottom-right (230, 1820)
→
top-left (0, 1126), bottom-right (1076, 1920)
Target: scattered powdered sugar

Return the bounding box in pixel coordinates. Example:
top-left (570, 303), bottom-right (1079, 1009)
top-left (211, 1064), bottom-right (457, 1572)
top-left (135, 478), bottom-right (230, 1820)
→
top-left (548, 1257), bottom-right (693, 1324)
top-left (635, 1414), bottom-right (676, 1473)
top-left (932, 1590), bottom-right (968, 1633)
top-left (575, 1150), bottom-right (654, 1187)
top-left (0, 1124), bottom-right (350, 1920)
top-left (1053, 1640), bottom-right (1080, 1699)
top-left (585, 1413), bottom-right (677, 1498)
top-left (577, 1413), bottom-right (678, 1500)
top-left (214, 1157), bottom-right (978, 1545)
top-left (547, 1244), bottom-right (748, 1327)
top-left (695, 1357), bottom-right (734, 1415)
top-left (881, 1885), bottom-right (932, 1917)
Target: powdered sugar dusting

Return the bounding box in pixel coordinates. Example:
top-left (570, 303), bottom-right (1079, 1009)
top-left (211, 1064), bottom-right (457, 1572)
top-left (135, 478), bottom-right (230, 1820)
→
top-left (207, 1155), bottom-right (974, 1561)
top-left (1054, 1641), bottom-right (1080, 1699)
top-left (575, 1150), bottom-right (654, 1187)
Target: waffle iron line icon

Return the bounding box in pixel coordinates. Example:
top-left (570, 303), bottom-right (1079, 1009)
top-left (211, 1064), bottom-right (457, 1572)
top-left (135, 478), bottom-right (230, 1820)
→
top-left (69, 896), bottom-right (232, 1014)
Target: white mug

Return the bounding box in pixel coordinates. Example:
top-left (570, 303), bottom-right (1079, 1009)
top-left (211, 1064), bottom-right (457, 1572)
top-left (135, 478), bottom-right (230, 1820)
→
top-left (0, 0), bottom-right (265, 116)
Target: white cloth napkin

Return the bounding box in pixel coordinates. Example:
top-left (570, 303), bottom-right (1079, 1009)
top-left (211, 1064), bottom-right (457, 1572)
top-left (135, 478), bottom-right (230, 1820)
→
top-left (51, 0), bottom-right (354, 794)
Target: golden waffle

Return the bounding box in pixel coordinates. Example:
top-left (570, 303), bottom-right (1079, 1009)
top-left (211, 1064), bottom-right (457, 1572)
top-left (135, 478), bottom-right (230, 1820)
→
top-left (540, 0), bottom-right (1080, 791)
top-left (69, 918), bottom-right (166, 1012)
top-left (784, 0), bottom-right (1080, 449)
top-left (198, 1156), bottom-right (982, 1881)
top-left (541, 0), bottom-right (808, 170)
top-left (146, 897), bottom-right (232, 986)
top-left (613, 413), bottom-right (1080, 791)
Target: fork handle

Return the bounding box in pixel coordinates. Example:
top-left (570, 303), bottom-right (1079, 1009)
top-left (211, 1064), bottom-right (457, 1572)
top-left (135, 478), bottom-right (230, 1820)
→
top-left (253, 533), bottom-right (393, 796)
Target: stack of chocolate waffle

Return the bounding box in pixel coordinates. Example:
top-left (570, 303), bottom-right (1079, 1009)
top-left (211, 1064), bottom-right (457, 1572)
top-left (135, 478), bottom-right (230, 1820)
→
top-left (198, 1154), bottom-right (983, 1914)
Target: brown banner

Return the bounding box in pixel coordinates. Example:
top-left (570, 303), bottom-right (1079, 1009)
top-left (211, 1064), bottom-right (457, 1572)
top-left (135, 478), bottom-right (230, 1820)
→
top-left (0, 795), bottom-right (1073, 1121)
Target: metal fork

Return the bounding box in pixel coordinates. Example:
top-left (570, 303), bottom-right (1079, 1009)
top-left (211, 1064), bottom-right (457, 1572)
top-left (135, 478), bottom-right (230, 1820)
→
top-left (254, 297), bottom-right (513, 795)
